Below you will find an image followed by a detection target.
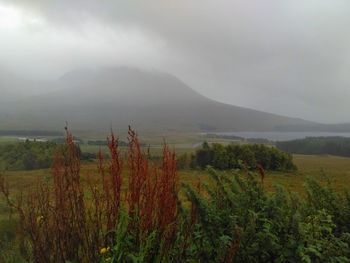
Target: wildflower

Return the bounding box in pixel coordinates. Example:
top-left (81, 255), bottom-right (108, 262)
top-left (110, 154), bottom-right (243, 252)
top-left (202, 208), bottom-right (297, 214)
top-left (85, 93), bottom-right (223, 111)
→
top-left (100, 247), bottom-right (110, 254)
top-left (36, 216), bottom-right (44, 224)
top-left (105, 257), bottom-right (111, 262)
top-left (307, 216), bottom-right (311, 220)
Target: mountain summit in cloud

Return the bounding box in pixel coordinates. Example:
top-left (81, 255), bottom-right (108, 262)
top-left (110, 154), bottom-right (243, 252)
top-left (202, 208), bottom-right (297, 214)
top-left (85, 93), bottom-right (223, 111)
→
top-left (0, 67), bottom-right (314, 133)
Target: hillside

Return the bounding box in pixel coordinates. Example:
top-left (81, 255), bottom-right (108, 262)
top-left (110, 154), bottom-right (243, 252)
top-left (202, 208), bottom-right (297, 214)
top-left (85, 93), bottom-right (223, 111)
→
top-left (0, 69), bottom-right (55, 103)
top-left (0, 67), bottom-right (315, 134)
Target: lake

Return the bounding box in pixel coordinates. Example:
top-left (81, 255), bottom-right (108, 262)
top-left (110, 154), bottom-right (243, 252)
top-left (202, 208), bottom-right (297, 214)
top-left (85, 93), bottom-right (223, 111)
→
top-left (208, 131), bottom-right (350, 141)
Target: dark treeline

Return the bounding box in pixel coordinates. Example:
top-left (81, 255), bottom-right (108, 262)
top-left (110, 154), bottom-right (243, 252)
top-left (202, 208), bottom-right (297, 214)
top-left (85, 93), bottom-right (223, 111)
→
top-left (88, 140), bottom-right (146, 147)
top-left (179, 142), bottom-right (296, 171)
top-left (87, 140), bottom-right (109, 146)
top-left (204, 133), bottom-right (274, 145)
top-left (88, 140), bottom-right (127, 146)
top-left (52, 137), bottom-right (84, 144)
top-left (246, 138), bottom-right (273, 144)
top-left (0, 130), bottom-right (62, 136)
top-left (276, 137), bottom-right (350, 157)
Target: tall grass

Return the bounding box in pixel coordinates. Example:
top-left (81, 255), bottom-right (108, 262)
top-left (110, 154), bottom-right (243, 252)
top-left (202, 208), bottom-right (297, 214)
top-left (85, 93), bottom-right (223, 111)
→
top-left (0, 126), bottom-right (179, 262)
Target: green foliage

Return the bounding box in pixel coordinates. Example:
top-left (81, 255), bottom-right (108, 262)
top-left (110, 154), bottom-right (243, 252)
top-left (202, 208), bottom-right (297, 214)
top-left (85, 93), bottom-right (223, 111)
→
top-left (180, 142), bottom-right (297, 171)
top-left (87, 140), bottom-right (132, 146)
top-left (276, 136), bottom-right (350, 157)
top-left (177, 153), bottom-right (191, 170)
top-left (0, 141), bottom-right (99, 171)
top-left (182, 168), bottom-right (350, 262)
top-left (0, 141), bottom-right (59, 171)
top-left (0, 218), bottom-right (28, 263)
top-left (204, 133), bottom-right (274, 145)
top-left (102, 210), bottom-right (181, 263)
top-left (2, 165), bottom-right (350, 262)
top-left (1, 132), bottom-right (349, 262)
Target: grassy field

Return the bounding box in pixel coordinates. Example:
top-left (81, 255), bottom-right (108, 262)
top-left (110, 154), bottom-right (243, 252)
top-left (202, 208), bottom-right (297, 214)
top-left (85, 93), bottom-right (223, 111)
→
top-left (1, 153), bottom-right (350, 262)
top-left (2, 154), bottom-right (350, 201)
top-left (2, 153), bottom-right (350, 219)
top-left (0, 137), bottom-right (19, 145)
top-left (263, 154), bottom-right (350, 195)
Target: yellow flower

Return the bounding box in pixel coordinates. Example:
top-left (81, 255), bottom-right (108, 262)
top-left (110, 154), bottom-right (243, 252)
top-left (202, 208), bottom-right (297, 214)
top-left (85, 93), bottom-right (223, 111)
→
top-left (36, 216), bottom-right (44, 224)
top-left (307, 216), bottom-right (311, 220)
top-left (105, 257), bottom-right (111, 262)
top-left (100, 247), bottom-right (108, 254)
top-left (307, 222), bottom-right (311, 226)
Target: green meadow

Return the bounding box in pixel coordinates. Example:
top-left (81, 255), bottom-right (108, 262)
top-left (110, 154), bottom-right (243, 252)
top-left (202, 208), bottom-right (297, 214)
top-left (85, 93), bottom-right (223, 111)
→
top-left (1, 136), bottom-right (350, 262)
top-left (2, 153), bottom-right (350, 211)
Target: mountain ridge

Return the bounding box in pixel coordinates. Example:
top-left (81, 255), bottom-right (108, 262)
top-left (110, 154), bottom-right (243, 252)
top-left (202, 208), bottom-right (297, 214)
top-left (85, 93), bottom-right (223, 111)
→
top-left (0, 67), bottom-right (318, 134)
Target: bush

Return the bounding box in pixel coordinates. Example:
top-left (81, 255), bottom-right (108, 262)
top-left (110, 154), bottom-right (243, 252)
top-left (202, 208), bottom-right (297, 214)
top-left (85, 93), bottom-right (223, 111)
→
top-left (183, 168), bottom-right (350, 262)
top-left (0, 141), bottom-right (60, 170)
top-left (180, 142), bottom-right (297, 171)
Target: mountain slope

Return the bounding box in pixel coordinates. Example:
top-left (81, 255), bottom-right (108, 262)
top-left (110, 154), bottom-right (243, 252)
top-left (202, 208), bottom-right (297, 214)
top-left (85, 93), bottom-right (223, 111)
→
top-left (0, 69), bottom-right (55, 103)
top-left (0, 67), bottom-right (316, 133)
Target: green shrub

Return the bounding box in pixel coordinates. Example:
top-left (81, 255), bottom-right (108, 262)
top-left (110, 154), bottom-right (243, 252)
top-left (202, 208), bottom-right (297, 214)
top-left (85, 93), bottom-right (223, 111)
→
top-left (181, 167), bottom-right (350, 262)
top-left (180, 142), bottom-right (297, 171)
top-left (0, 141), bottom-right (59, 170)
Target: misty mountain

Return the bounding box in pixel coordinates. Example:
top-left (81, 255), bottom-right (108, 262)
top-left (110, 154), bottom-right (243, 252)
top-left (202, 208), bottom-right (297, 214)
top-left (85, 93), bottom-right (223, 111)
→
top-left (0, 67), bottom-right (316, 133)
top-left (0, 69), bottom-right (56, 103)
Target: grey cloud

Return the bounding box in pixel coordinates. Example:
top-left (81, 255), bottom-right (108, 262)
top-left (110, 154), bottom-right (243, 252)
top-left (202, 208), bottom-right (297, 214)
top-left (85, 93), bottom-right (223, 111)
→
top-left (1, 0), bottom-right (350, 123)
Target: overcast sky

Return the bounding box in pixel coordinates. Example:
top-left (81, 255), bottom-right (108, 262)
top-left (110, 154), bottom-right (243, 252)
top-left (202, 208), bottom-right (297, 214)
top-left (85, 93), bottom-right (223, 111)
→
top-left (0, 0), bottom-right (350, 123)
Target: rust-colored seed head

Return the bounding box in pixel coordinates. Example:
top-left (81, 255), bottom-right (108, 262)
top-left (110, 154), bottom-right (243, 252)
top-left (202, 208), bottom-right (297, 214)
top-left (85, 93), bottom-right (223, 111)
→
top-left (256, 163), bottom-right (265, 184)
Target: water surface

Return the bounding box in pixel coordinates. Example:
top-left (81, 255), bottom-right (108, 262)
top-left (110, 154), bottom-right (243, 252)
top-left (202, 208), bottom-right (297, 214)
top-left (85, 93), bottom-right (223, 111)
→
top-left (209, 131), bottom-right (350, 141)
